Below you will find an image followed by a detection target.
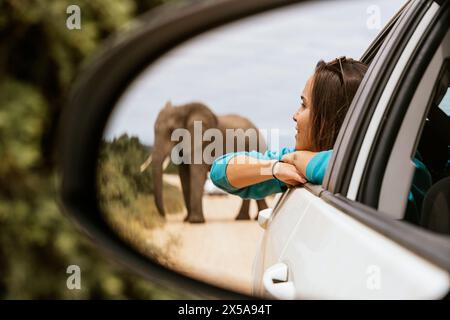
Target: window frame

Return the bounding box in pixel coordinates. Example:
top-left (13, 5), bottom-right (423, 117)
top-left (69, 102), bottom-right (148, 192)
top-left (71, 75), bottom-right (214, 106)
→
top-left (378, 39), bottom-right (450, 219)
top-left (357, 1), bottom-right (449, 208)
top-left (323, 0), bottom-right (430, 194)
top-left (318, 0), bottom-right (450, 273)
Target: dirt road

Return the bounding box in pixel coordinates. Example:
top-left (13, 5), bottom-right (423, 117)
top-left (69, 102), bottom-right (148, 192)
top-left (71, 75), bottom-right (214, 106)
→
top-left (147, 174), bottom-right (275, 295)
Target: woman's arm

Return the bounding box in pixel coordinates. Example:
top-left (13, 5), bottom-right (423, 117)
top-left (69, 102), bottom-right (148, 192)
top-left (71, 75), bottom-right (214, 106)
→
top-left (281, 150), bottom-right (333, 185)
top-left (210, 148), bottom-right (303, 199)
top-left (210, 149), bottom-right (334, 199)
top-left (281, 151), bottom-right (317, 177)
top-left (226, 155), bottom-right (306, 189)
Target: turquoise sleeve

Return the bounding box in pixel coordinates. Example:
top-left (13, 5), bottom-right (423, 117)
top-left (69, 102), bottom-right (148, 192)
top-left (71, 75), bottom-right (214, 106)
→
top-left (210, 147), bottom-right (295, 199)
top-left (305, 150), bottom-right (333, 185)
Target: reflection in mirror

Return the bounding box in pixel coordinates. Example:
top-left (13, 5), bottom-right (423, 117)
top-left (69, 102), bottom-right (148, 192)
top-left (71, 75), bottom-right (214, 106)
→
top-left (98, 0), bottom-right (405, 296)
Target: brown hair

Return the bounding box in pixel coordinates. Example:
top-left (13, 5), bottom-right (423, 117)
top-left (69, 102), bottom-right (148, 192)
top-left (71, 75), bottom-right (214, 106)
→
top-left (309, 57), bottom-right (368, 151)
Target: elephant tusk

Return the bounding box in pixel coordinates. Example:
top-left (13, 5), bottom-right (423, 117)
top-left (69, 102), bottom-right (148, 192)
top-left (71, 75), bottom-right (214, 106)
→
top-left (162, 157), bottom-right (170, 171)
top-left (140, 154), bottom-right (152, 173)
top-left (140, 155), bottom-right (170, 173)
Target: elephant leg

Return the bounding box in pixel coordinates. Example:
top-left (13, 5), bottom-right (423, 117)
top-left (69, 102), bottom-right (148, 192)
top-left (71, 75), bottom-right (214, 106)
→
top-left (186, 164), bottom-right (208, 223)
top-left (255, 199), bottom-right (268, 220)
top-left (235, 199), bottom-right (251, 220)
top-left (178, 164), bottom-right (191, 219)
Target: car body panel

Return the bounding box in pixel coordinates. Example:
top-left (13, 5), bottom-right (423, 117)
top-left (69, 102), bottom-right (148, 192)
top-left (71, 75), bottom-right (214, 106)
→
top-left (255, 188), bottom-right (450, 299)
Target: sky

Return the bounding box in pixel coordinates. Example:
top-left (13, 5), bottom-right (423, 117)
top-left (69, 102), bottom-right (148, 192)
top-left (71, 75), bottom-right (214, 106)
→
top-left (104, 0), bottom-right (408, 149)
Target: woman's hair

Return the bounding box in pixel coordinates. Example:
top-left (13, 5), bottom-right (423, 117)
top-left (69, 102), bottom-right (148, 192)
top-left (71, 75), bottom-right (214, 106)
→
top-left (309, 57), bottom-right (368, 151)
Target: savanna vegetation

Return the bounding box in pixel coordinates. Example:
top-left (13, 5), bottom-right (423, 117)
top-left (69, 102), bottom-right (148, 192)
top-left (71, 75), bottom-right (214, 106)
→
top-left (98, 134), bottom-right (184, 265)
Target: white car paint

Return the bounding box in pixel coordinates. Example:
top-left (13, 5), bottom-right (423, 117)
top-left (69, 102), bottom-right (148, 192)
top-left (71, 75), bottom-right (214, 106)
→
top-left (253, 188), bottom-right (450, 299)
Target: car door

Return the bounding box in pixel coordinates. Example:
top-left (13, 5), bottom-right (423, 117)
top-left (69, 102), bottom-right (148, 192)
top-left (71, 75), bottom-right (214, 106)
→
top-left (251, 0), bottom-right (410, 298)
top-left (254, 0), bottom-right (450, 299)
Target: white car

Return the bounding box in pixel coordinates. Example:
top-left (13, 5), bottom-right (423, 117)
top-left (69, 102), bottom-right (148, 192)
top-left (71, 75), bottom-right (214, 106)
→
top-left (252, 0), bottom-right (450, 299)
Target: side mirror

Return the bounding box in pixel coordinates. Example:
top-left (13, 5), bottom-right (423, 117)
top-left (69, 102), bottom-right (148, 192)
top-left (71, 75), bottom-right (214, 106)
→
top-left (57, 0), bottom-right (394, 299)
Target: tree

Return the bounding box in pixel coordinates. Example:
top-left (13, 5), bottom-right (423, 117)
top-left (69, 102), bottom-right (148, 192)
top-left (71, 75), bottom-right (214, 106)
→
top-left (0, 0), bottom-right (190, 299)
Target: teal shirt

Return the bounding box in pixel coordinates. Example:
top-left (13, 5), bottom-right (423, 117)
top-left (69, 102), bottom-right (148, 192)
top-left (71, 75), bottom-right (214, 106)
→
top-left (210, 148), bottom-right (431, 222)
top-left (210, 148), bottom-right (332, 200)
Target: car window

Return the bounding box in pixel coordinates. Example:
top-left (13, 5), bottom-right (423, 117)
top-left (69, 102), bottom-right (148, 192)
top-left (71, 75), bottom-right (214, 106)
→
top-left (412, 61), bottom-right (450, 233)
top-left (437, 87), bottom-right (450, 116)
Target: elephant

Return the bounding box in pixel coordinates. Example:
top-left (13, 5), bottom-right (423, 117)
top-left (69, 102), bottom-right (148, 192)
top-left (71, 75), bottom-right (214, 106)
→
top-left (141, 101), bottom-right (268, 223)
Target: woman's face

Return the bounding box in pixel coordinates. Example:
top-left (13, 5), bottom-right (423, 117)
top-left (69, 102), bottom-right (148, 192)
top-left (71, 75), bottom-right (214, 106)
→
top-left (293, 74), bottom-right (314, 151)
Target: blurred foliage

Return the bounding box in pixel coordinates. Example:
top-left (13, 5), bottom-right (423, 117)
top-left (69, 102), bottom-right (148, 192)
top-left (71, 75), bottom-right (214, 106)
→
top-left (0, 0), bottom-right (192, 299)
top-left (99, 135), bottom-right (154, 206)
top-left (97, 134), bottom-right (184, 264)
top-left (165, 160), bottom-right (179, 174)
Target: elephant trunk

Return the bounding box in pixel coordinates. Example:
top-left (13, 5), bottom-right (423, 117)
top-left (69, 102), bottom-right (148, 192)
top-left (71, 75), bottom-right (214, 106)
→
top-left (152, 154), bottom-right (165, 217)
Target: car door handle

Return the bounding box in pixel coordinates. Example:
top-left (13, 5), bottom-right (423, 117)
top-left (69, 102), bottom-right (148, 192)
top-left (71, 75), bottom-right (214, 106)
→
top-left (262, 262), bottom-right (296, 300)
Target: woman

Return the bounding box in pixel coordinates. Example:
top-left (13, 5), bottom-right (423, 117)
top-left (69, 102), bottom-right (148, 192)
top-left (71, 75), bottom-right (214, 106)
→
top-left (210, 57), bottom-right (431, 223)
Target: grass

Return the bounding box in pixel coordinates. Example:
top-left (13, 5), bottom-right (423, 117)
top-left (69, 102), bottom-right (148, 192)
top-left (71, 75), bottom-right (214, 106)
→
top-left (100, 182), bottom-right (185, 265)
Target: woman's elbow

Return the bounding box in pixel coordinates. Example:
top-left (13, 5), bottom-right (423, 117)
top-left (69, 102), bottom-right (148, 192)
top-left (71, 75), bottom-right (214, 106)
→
top-left (209, 161), bottom-right (222, 186)
top-left (210, 155), bottom-right (232, 191)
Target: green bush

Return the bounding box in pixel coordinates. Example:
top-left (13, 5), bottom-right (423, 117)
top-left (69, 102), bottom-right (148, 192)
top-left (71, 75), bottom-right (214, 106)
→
top-left (97, 134), bottom-right (184, 263)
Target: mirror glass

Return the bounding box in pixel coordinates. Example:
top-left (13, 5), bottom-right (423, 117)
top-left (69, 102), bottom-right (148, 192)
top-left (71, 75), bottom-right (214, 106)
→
top-left (98, 0), bottom-right (406, 296)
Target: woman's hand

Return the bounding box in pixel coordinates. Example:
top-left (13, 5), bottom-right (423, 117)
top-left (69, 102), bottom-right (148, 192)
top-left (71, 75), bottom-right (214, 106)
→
top-left (281, 151), bottom-right (317, 178)
top-left (224, 154), bottom-right (312, 189)
top-left (273, 161), bottom-right (306, 187)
